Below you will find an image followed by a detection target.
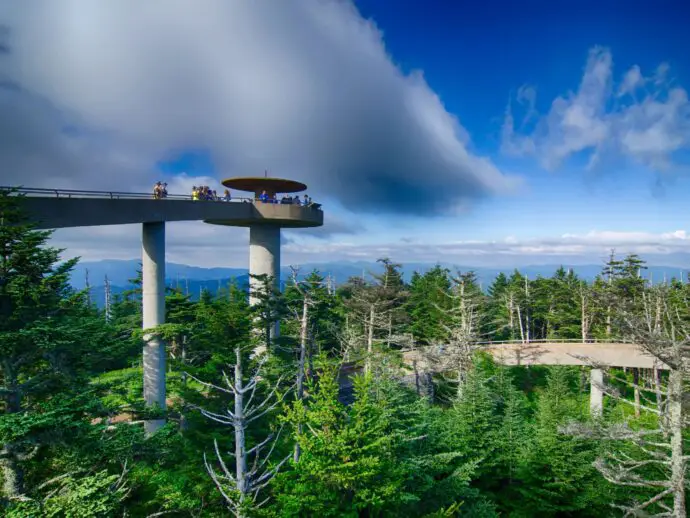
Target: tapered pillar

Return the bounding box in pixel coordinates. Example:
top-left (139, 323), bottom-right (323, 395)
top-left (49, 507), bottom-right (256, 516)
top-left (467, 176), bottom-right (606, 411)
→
top-left (249, 225), bottom-right (281, 339)
top-left (590, 368), bottom-right (604, 417)
top-left (142, 222), bottom-right (166, 434)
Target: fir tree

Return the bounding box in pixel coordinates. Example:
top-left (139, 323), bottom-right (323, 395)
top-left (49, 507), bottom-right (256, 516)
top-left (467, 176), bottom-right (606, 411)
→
top-left (0, 190), bottom-right (114, 504)
top-left (406, 265), bottom-right (452, 345)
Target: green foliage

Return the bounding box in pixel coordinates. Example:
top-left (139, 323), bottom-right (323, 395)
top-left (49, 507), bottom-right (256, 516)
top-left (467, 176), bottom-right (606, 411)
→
top-left (283, 270), bottom-right (343, 355)
top-left (514, 367), bottom-right (611, 516)
top-left (251, 273), bottom-right (289, 349)
top-left (0, 191), bottom-right (88, 411)
top-left (6, 470), bottom-right (128, 517)
top-left (275, 369), bottom-right (415, 516)
top-left (0, 206), bottom-right (681, 518)
top-left (407, 265), bottom-right (452, 344)
top-left (422, 501), bottom-right (463, 517)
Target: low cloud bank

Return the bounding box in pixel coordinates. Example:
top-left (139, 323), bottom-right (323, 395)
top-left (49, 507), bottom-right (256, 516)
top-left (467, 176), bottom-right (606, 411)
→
top-left (51, 226), bottom-right (690, 268)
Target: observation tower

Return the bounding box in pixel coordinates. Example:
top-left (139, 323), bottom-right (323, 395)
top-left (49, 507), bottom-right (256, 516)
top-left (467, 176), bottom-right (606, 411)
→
top-left (10, 174), bottom-right (322, 432)
top-left (213, 176), bottom-right (320, 337)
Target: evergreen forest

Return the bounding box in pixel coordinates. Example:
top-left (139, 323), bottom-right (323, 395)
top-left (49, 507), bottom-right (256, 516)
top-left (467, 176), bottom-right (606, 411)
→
top-left (1, 191), bottom-right (688, 517)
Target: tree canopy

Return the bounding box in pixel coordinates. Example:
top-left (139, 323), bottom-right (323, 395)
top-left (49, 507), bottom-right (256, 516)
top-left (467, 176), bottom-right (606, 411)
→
top-left (1, 193), bottom-right (687, 516)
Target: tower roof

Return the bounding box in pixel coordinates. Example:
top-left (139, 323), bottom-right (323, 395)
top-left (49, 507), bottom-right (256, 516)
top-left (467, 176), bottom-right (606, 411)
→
top-left (221, 176), bottom-right (307, 194)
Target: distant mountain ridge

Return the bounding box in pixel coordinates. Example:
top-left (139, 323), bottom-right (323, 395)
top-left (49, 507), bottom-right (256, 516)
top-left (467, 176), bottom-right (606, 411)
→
top-left (71, 259), bottom-right (690, 308)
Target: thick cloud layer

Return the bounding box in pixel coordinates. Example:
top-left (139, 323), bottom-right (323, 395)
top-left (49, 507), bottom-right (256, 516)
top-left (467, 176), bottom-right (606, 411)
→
top-left (0, 0), bottom-right (519, 215)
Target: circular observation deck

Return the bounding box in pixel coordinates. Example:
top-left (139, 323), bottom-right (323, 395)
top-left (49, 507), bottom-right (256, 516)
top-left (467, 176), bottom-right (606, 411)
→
top-left (208, 175), bottom-right (322, 228)
top-left (221, 176), bottom-right (307, 197)
top-left (204, 202), bottom-right (322, 228)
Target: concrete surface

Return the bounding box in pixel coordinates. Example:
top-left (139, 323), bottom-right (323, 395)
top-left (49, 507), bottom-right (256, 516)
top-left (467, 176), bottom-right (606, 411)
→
top-left (21, 197), bottom-right (322, 229)
top-left (142, 222), bottom-right (166, 434)
top-left (249, 225), bottom-right (281, 339)
top-left (403, 342), bottom-right (670, 371)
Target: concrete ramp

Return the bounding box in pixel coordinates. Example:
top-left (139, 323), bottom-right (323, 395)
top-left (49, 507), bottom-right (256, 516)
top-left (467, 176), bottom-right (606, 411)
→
top-left (487, 342), bottom-right (668, 369)
top-left (404, 341), bottom-right (669, 371)
top-left (19, 196), bottom-right (322, 229)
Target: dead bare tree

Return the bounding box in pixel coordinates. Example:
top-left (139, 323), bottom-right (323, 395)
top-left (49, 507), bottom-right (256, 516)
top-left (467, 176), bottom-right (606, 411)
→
top-left (84, 268), bottom-right (91, 306)
top-left (191, 346), bottom-right (290, 517)
top-left (564, 283), bottom-right (688, 517)
top-left (341, 278), bottom-right (397, 376)
top-left (499, 277), bottom-right (531, 343)
top-left (332, 269), bottom-right (412, 404)
top-left (578, 281), bottom-right (594, 343)
top-left (285, 266), bottom-right (324, 463)
top-left (603, 249), bottom-right (621, 338)
top-left (104, 275), bottom-right (112, 323)
top-left (424, 271), bottom-right (485, 400)
top-left (504, 290), bottom-right (516, 338)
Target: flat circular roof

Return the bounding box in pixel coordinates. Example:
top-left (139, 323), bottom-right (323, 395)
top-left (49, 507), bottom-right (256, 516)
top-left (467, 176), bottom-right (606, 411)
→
top-left (221, 176), bottom-right (307, 193)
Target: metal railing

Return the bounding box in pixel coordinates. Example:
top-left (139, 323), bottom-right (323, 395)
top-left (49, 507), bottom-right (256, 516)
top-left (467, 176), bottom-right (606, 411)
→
top-left (401, 338), bottom-right (638, 354)
top-left (2, 186), bottom-right (200, 200)
top-left (1, 186), bottom-right (322, 209)
top-left (473, 338), bottom-right (636, 346)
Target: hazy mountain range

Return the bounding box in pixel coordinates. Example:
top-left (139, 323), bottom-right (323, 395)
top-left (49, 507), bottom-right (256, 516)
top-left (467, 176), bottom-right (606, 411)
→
top-left (70, 259), bottom-right (690, 308)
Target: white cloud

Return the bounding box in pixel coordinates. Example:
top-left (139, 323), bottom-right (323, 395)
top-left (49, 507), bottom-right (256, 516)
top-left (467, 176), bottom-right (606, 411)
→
top-left (0, 0), bottom-right (520, 216)
top-left (165, 174), bottom-right (225, 197)
top-left (618, 65), bottom-right (643, 97)
top-left (53, 222), bottom-right (251, 266)
top-left (502, 47), bottom-right (690, 172)
top-left (282, 229), bottom-right (690, 264)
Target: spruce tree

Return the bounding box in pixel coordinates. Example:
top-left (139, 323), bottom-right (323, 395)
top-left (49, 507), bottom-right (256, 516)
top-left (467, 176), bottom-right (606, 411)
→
top-left (0, 190), bottom-right (110, 503)
top-left (517, 367), bottom-right (607, 516)
top-left (406, 265), bottom-right (452, 345)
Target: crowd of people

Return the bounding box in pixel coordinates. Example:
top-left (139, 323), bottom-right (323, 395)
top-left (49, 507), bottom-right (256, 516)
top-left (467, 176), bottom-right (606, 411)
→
top-left (152, 181), bottom-right (320, 208)
top-left (191, 185), bottom-right (230, 201)
top-left (152, 181), bottom-right (168, 199)
top-left (257, 190), bottom-right (315, 206)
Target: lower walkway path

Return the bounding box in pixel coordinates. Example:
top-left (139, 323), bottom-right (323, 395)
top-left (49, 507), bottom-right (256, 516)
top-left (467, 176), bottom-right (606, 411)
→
top-left (400, 339), bottom-right (667, 417)
top-left (403, 339), bottom-right (669, 371)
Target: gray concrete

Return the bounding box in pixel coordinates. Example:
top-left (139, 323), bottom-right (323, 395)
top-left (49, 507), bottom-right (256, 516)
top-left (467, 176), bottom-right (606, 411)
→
top-left (21, 197), bottom-right (322, 229)
top-left (403, 342), bottom-right (670, 372)
top-left (395, 344), bottom-right (660, 417)
top-left (590, 368), bottom-right (604, 417)
top-left (249, 225), bottom-right (281, 339)
top-left (403, 342), bottom-right (661, 415)
top-left (142, 222), bottom-right (166, 434)
top-left (486, 342), bottom-right (668, 370)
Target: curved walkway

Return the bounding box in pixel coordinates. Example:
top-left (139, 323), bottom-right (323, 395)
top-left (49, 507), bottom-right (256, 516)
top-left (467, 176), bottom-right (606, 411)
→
top-left (403, 339), bottom-right (669, 371)
top-left (3, 187), bottom-right (323, 229)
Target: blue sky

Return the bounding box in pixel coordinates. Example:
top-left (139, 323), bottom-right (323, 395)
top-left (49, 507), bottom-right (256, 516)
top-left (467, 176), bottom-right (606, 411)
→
top-left (2, 1), bottom-right (690, 267)
top-left (356, 0), bottom-right (689, 147)
top-left (352, 0), bottom-right (690, 236)
top-left (351, 0), bottom-right (690, 263)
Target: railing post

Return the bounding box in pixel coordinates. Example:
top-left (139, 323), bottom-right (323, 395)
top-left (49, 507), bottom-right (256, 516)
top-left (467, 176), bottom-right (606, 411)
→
top-left (590, 368), bottom-right (604, 417)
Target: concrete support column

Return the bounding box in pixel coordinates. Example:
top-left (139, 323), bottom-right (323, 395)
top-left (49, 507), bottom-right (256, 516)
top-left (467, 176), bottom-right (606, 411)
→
top-left (249, 225), bottom-right (281, 339)
top-left (142, 222), bottom-right (166, 434)
top-left (590, 368), bottom-right (604, 417)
